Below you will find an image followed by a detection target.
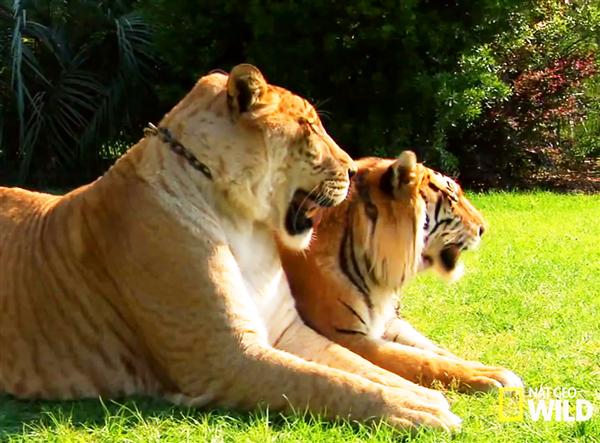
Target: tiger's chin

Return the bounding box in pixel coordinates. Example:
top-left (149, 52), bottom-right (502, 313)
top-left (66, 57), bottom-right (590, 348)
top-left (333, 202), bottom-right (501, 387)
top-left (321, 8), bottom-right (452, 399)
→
top-left (421, 245), bottom-right (465, 283)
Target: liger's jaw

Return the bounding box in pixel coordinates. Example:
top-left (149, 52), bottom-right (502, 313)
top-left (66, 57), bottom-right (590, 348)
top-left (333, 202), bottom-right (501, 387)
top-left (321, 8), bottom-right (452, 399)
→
top-left (279, 189), bottom-right (333, 250)
top-left (284, 190), bottom-right (323, 236)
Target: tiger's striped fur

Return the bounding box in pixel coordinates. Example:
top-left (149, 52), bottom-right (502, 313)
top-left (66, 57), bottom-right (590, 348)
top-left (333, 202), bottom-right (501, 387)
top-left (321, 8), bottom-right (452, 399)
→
top-left (280, 152), bottom-right (524, 392)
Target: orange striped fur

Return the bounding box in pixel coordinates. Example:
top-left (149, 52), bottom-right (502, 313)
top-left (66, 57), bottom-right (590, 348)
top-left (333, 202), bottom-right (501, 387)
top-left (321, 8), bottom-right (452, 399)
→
top-left (280, 153), bottom-right (524, 393)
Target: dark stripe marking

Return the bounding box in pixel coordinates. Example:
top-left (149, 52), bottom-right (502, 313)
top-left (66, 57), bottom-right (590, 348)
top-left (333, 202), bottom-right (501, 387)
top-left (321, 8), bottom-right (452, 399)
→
top-left (434, 197), bottom-right (442, 222)
top-left (429, 218), bottom-right (454, 236)
top-left (348, 222), bottom-right (373, 309)
top-left (273, 322), bottom-right (295, 348)
top-left (339, 223), bottom-right (372, 308)
top-left (338, 298), bottom-right (367, 327)
top-left (363, 253), bottom-right (379, 286)
top-left (334, 328), bottom-right (367, 336)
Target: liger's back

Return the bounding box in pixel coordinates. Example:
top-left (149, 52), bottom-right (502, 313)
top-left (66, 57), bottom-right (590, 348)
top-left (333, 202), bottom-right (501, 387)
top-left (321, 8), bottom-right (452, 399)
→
top-left (0, 184), bottom-right (159, 400)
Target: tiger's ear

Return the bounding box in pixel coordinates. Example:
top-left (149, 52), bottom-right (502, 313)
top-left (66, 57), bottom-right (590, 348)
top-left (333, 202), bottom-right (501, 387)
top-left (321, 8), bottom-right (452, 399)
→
top-left (428, 170), bottom-right (459, 202)
top-left (428, 170), bottom-right (448, 192)
top-left (227, 64), bottom-right (268, 117)
top-left (380, 151), bottom-right (418, 198)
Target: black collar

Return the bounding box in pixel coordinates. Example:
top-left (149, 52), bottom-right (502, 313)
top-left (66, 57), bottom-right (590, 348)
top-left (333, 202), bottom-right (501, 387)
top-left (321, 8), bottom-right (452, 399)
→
top-left (144, 123), bottom-right (212, 180)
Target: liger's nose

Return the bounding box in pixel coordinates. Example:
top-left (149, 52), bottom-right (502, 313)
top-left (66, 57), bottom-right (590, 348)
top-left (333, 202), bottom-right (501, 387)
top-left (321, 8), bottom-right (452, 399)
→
top-left (478, 225), bottom-right (486, 237)
top-left (348, 168), bottom-right (357, 179)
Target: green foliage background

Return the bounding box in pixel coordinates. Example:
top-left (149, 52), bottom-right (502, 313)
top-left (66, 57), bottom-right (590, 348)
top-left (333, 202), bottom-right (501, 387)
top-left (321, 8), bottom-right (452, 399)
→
top-left (1, 0), bottom-right (599, 187)
top-left (141, 0), bottom-right (532, 169)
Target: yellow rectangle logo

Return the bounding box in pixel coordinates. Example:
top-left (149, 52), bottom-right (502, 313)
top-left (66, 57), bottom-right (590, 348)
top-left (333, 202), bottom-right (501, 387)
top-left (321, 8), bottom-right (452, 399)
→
top-left (498, 387), bottom-right (525, 422)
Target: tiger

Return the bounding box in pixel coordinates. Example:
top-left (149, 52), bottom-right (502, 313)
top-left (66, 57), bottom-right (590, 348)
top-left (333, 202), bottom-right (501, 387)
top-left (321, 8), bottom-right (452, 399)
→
top-left (0, 66), bottom-right (461, 432)
top-left (279, 151), bottom-right (524, 393)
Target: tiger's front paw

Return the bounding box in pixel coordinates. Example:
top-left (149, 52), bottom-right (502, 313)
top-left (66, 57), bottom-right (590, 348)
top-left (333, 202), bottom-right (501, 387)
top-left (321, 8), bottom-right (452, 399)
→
top-left (458, 363), bottom-right (523, 392)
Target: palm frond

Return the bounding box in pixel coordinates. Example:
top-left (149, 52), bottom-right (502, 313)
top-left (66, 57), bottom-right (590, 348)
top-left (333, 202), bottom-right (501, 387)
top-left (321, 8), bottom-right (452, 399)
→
top-left (78, 70), bottom-right (127, 165)
top-left (114, 12), bottom-right (155, 80)
top-left (18, 89), bottom-right (44, 182)
top-left (10, 1), bottom-right (26, 154)
top-left (5, 0), bottom-right (157, 184)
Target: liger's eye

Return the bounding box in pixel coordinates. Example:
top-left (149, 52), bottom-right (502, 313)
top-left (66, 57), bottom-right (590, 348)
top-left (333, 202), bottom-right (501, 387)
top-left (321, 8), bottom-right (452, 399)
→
top-left (298, 117), bottom-right (318, 127)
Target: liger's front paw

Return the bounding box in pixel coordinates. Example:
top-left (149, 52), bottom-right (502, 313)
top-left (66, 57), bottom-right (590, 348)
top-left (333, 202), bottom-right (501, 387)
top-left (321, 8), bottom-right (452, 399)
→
top-left (383, 389), bottom-right (462, 433)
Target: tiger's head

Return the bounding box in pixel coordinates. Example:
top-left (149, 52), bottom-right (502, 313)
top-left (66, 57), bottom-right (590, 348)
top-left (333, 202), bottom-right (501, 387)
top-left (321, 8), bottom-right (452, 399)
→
top-left (301, 151), bottom-right (486, 292)
top-left (353, 151), bottom-right (486, 285)
top-left (158, 64), bottom-right (355, 250)
top-left (417, 162), bottom-right (487, 281)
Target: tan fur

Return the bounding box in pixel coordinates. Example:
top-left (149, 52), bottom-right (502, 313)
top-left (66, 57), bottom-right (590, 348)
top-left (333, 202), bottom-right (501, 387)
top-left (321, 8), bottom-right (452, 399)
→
top-left (0, 67), bottom-right (461, 432)
top-left (280, 154), bottom-right (524, 394)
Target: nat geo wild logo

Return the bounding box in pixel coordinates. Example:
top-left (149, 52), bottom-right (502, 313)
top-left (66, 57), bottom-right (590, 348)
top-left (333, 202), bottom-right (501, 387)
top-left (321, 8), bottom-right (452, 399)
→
top-left (498, 386), bottom-right (596, 423)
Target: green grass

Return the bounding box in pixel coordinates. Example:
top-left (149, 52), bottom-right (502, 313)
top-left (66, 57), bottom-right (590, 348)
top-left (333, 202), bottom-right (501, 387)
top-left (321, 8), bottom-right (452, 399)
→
top-left (1, 192), bottom-right (599, 442)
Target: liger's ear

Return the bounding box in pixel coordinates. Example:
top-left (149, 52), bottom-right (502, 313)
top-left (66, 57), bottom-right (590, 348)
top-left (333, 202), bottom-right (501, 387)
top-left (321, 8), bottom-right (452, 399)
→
top-left (227, 64), bottom-right (268, 117)
top-left (379, 150), bottom-right (418, 198)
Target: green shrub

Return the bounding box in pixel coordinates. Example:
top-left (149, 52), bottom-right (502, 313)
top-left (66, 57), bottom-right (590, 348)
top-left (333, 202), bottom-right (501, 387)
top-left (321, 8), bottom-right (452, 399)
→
top-left (441, 0), bottom-right (600, 186)
top-left (572, 76), bottom-right (600, 159)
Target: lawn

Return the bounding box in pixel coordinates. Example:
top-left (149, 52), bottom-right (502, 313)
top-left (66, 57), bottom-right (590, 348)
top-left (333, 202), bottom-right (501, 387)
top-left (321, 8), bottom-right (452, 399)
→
top-left (1, 192), bottom-right (599, 442)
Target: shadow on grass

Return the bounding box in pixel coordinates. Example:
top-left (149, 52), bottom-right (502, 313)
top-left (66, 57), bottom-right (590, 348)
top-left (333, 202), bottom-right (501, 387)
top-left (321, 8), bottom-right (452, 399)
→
top-left (0, 394), bottom-right (229, 439)
top-left (0, 394), bottom-right (399, 441)
top-left (0, 395), bottom-right (162, 441)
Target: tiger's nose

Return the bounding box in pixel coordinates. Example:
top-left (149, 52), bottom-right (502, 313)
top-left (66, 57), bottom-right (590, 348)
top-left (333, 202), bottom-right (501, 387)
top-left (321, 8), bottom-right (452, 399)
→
top-left (478, 225), bottom-right (485, 237)
top-left (348, 168), bottom-right (357, 179)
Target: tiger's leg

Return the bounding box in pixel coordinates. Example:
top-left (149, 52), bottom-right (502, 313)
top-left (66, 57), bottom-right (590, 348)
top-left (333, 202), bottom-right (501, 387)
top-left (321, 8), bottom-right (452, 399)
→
top-left (275, 317), bottom-right (450, 409)
top-left (383, 318), bottom-right (459, 358)
top-left (334, 334), bottom-right (523, 393)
